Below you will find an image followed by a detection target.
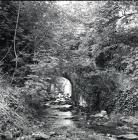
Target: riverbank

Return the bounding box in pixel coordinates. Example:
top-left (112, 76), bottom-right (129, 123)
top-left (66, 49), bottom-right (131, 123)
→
top-left (15, 101), bottom-right (138, 140)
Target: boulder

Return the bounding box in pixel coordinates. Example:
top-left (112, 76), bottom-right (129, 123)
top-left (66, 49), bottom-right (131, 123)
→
top-left (122, 116), bottom-right (138, 125)
top-left (32, 132), bottom-right (50, 140)
top-left (16, 135), bottom-right (33, 140)
top-left (58, 105), bottom-right (73, 112)
top-left (88, 133), bottom-right (116, 140)
top-left (117, 134), bottom-right (138, 140)
top-left (49, 131), bottom-right (57, 136)
top-left (17, 132), bottom-right (50, 140)
top-left (0, 131), bottom-right (13, 140)
top-left (91, 110), bottom-right (109, 119)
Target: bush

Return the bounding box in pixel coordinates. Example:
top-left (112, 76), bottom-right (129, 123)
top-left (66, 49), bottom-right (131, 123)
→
top-left (22, 79), bottom-right (51, 115)
top-left (75, 69), bottom-right (121, 114)
top-left (0, 83), bottom-right (30, 135)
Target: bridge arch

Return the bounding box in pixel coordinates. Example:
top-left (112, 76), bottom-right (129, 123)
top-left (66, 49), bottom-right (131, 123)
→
top-left (50, 74), bottom-right (73, 99)
top-left (49, 71), bottom-right (79, 105)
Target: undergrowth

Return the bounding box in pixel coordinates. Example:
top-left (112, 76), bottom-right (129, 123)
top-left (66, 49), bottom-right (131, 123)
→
top-left (0, 79), bottom-right (43, 137)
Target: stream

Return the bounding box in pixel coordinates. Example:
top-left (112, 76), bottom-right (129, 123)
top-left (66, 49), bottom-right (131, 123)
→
top-left (36, 103), bottom-right (118, 140)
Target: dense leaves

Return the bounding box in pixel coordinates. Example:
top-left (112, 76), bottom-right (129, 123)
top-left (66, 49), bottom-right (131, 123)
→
top-left (1, 1), bottom-right (138, 115)
top-left (0, 1), bottom-right (35, 86)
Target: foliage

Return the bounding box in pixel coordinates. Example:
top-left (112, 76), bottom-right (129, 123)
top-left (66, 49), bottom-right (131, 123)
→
top-left (0, 1), bottom-right (35, 86)
top-left (75, 69), bottom-right (121, 114)
top-left (56, 1), bottom-right (138, 115)
top-left (33, 1), bottom-right (138, 115)
top-left (23, 75), bottom-right (51, 113)
top-left (90, 1), bottom-right (138, 115)
top-left (1, 0), bottom-right (138, 117)
top-left (0, 1), bottom-right (56, 86)
top-left (0, 81), bottom-right (31, 135)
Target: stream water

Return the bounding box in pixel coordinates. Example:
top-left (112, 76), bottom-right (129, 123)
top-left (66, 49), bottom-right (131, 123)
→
top-left (38, 103), bottom-right (117, 140)
top-left (47, 105), bottom-right (76, 128)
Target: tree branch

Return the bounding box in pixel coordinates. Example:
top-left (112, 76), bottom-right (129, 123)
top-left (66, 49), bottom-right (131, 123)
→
top-left (11, 1), bottom-right (21, 85)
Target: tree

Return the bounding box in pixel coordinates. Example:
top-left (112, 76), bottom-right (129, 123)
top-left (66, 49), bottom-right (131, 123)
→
top-left (0, 1), bottom-right (55, 86)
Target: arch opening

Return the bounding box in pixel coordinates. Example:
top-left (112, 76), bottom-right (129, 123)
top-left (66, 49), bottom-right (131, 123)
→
top-left (50, 77), bottom-right (72, 101)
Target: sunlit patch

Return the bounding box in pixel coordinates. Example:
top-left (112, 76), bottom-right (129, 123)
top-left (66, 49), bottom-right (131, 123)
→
top-left (53, 111), bottom-right (76, 127)
top-left (56, 1), bottom-right (76, 7)
top-left (52, 77), bottom-right (72, 98)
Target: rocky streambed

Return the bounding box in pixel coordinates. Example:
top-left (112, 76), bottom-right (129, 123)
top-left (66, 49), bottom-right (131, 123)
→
top-left (2, 100), bottom-right (138, 140)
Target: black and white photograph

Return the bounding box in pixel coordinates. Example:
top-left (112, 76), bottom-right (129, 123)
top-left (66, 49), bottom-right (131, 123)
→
top-left (0, 1), bottom-right (138, 139)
